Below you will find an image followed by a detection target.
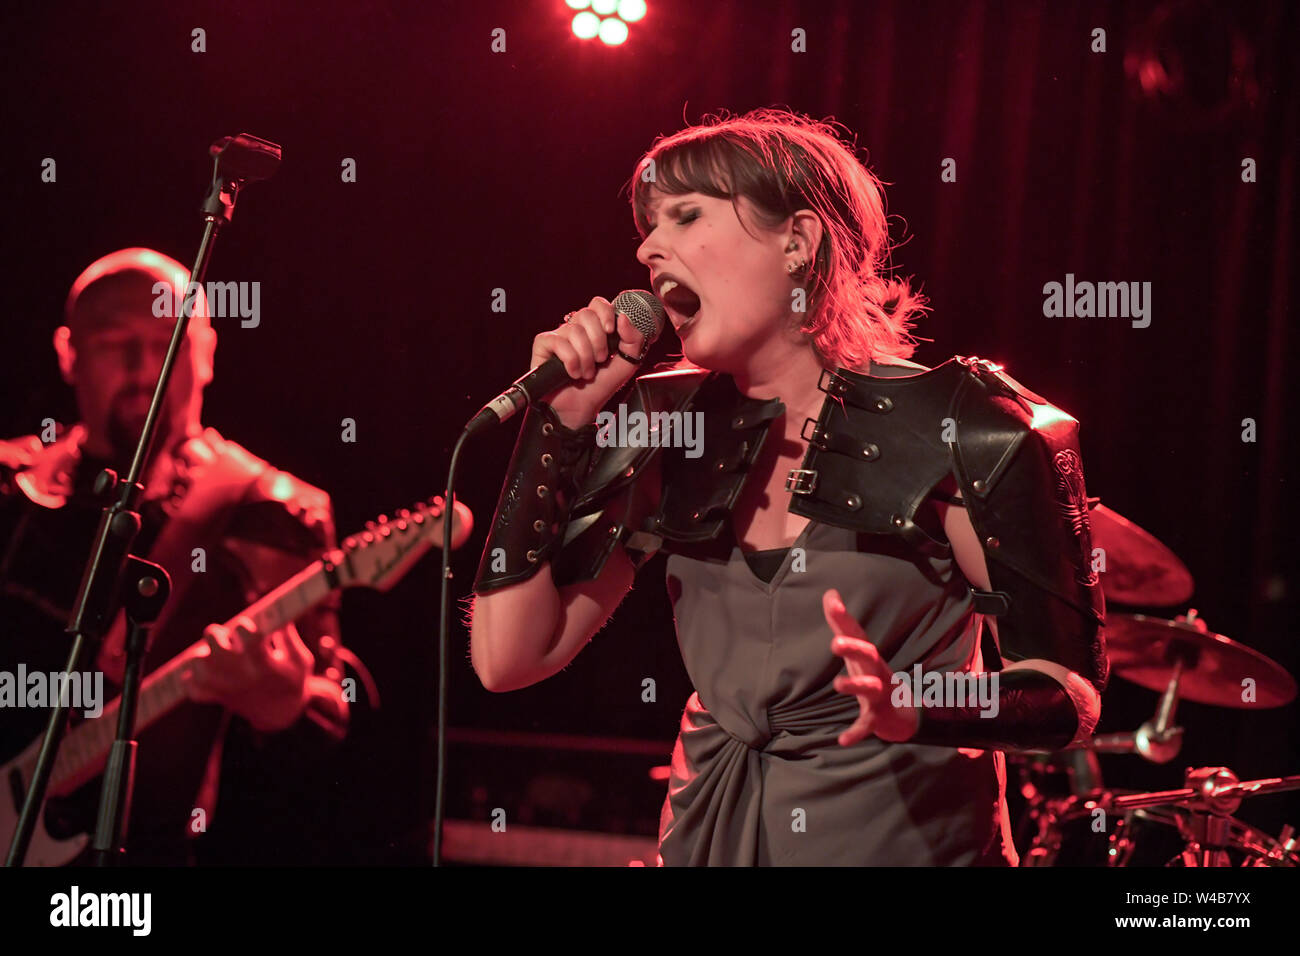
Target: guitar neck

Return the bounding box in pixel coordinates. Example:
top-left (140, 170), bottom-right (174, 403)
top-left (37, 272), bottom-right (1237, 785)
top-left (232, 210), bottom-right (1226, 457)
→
top-left (47, 556), bottom-right (333, 796)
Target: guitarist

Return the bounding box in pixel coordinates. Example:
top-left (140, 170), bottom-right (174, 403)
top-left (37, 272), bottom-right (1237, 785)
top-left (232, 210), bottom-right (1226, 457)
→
top-left (0, 248), bottom-right (351, 865)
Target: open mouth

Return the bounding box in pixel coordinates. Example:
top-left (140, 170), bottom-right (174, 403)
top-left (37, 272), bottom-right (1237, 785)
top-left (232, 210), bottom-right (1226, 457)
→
top-left (667, 303), bottom-right (700, 334)
top-left (654, 276), bottom-right (701, 331)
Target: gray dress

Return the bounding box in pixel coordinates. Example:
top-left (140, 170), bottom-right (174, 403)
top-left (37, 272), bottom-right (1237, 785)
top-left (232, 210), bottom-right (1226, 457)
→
top-left (654, 362), bottom-right (1019, 866)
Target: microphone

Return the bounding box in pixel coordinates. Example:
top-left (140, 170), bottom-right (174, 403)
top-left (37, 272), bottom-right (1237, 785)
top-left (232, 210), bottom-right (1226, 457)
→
top-left (464, 289), bottom-right (666, 436)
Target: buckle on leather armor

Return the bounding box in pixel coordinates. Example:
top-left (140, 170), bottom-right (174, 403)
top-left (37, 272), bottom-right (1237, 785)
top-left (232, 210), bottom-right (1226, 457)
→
top-left (817, 368), bottom-right (850, 397)
top-left (800, 417), bottom-right (829, 450)
top-left (785, 468), bottom-right (818, 494)
top-left (957, 355), bottom-right (1005, 376)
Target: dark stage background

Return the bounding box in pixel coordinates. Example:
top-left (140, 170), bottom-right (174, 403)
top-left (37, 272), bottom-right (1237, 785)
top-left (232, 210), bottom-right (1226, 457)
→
top-left (2, 0), bottom-right (1296, 863)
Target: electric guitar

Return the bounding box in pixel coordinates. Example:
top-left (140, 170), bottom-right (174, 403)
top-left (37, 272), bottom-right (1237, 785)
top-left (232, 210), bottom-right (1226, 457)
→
top-left (3, 495), bottom-right (473, 866)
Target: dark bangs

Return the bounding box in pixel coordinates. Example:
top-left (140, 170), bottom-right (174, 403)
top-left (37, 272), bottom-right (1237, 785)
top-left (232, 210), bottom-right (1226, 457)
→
top-left (628, 131), bottom-right (794, 240)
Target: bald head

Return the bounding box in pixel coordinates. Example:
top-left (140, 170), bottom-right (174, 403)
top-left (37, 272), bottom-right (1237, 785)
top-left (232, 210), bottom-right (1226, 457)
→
top-left (65, 247), bottom-right (211, 338)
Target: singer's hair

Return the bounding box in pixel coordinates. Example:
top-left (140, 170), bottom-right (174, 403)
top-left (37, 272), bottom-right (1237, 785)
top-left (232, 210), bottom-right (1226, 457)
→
top-left (64, 247), bottom-right (210, 333)
top-left (625, 107), bottom-right (927, 371)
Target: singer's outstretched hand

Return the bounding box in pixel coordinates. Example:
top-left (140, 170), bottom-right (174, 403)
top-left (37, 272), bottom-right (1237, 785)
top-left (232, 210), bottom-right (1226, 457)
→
top-left (824, 588), bottom-right (920, 746)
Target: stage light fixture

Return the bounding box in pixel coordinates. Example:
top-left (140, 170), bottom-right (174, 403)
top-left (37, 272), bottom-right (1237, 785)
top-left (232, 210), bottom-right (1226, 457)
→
top-left (618, 0), bottom-right (647, 22)
top-left (598, 17), bottom-right (630, 45)
top-left (571, 11), bottom-right (601, 39)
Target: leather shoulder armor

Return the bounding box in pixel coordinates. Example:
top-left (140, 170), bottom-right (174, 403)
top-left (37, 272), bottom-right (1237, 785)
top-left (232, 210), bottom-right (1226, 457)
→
top-left (787, 360), bottom-right (968, 551)
top-left (788, 355), bottom-right (1106, 689)
top-left (550, 360), bottom-right (787, 584)
top-left (948, 359), bottom-right (1107, 689)
top-left (550, 361), bottom-right (715, 585)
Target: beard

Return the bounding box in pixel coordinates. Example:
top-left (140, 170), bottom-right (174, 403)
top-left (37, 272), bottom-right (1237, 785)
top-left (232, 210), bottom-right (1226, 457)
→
top-left (106, 390), bottom-right (174, 465)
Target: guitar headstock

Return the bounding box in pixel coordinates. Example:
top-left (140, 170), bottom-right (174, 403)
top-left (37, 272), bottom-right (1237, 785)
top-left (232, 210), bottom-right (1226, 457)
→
top-left (330, 495), bottom-right (474, 592)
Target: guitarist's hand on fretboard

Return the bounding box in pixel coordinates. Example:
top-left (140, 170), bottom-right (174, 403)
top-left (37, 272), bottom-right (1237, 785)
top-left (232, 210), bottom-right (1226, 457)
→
top-left (180, 616), bottom-right (316, 732)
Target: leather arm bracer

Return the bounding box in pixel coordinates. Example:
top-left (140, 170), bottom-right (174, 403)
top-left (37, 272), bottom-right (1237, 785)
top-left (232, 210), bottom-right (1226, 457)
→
top-left (908, 667), bottom-right (1089, 753)
top-left (472, 402), bottom-right (599, 594)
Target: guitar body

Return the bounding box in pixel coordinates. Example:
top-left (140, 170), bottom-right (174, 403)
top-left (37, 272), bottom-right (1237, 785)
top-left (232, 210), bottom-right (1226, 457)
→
top-left (2, 738), bottom-right (89, 867)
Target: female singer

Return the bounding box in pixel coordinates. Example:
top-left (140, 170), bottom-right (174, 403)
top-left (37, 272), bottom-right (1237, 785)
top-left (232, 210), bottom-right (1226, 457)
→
top-left (468, 108), bottom-right (1106, 865)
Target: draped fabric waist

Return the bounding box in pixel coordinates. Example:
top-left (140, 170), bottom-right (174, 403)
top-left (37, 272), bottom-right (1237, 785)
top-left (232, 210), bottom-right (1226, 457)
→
top-left (717, 693), bottom-right (859, 751)
top-left (657, 690), bottom-right (1015, 866)
top-left (686, 690), bottom-right (863, 753)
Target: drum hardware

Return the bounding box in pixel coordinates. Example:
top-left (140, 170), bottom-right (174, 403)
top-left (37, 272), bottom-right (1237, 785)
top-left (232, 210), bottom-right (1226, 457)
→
top-left (1020, 767), bottom-right (1300, 867)
top-left (1087, 655), bottom-right (1184, 764)
top-left (1107, 767), bottom-right (1300, 867)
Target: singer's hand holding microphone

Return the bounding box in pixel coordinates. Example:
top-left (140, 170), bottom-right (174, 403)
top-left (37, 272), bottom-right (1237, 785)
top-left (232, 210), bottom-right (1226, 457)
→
top-left (464, 290), bottom-right (666, 436)
top-left (536, 295), bottom-right (657, 429)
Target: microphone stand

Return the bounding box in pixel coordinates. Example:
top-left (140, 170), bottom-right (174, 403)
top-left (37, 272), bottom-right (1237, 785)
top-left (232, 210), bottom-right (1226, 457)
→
top-left (4, 133), bottom-right (281, 867)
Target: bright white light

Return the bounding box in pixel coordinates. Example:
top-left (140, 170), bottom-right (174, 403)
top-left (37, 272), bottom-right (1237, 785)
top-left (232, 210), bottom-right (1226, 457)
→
top-left (565, 0), bottom-right (591, 9)
top-left (617, 0), bottom-right (647, 22)
top-left (598, 16), bottom-right (629, 45)
top-left (592, 0), bottom-right (619, 14)
top-left (572, 11), bottom-right (600, 38)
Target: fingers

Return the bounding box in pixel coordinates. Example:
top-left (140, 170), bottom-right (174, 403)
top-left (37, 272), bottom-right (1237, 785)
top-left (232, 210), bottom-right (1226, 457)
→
top-left (839, 714), bottom-right (875, 747)
top-left (830, 634), bottom-right (882, 667)
top-left (576, 301), bottom-right (612, 362)
top-left (823, 589), bottom-right (885, 683)
top-left (534, 314), bottom-right (598, 379)
top-left (203, 622), bottom-right (237, 654)
top-left (614, 308), bottom-right (646, 353)
top-left (833, 674), bottom-right (885, 697)
top-left (202, 617), bottom-right (259, 663)
top-left (588, 295), bottom-right (646, 352)
top-left (292, 632), bottom-right (314, 670)
top-left (566, 317), bottom-right (599, 379)
top-left (271, 622), bottom-right (314, 671)
top-left (585, 295), bottom-right (617, 335)
top-left (822, 589), bottom-right (867, 642)
top-left (246, 622), bottom-right (309, 672)
top-left (532, 299), bottom-right (619, 380)
top-left (184, 619), bottom-right (310, 710)
top-left (533, 330), bottom-right (584, 379)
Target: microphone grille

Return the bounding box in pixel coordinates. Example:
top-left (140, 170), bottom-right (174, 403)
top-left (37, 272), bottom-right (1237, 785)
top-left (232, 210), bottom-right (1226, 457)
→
top-left (613, 289), bottom-right (667, 344)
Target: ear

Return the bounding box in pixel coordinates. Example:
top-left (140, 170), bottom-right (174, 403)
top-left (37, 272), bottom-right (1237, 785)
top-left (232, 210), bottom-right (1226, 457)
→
top-left (193, 324), bottom-right (216, 387)
top-left (788, 209), bottom-right (825, 263)
top-left (53, 326), bottom-right (76, 384)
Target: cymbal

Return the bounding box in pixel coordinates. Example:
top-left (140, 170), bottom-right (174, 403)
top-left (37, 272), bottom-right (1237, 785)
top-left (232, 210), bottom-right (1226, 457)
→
top-left (1106, 613), bottom-right (1296, 708)
top-left (1090, 504), bottom-right (1194, 606)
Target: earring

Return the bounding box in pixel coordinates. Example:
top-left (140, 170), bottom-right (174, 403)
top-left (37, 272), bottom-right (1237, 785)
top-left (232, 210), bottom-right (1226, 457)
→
top-left (786, 257), bottom-right (807, 275)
